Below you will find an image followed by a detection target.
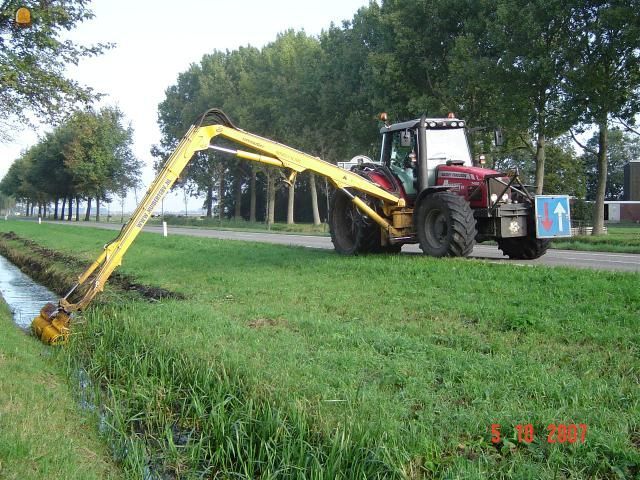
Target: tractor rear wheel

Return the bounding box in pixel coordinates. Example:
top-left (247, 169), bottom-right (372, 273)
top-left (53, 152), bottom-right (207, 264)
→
top-left (497, 230), bottom-right (550, 260)
top-left (329, 190), bottom-right (381, 255)
top-left (416, 192), bottom-right (476, 257)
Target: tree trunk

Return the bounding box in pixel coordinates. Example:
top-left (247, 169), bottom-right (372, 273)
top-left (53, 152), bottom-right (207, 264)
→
top-left (234, 165), bottom-right (243, 220)
top-left (30, 203), bottom-right (35, 216)
top-left (287, 181), bottom-right (295, 224)
top-left (67, 195), bottom-right (73, 221)
top-left (96, 197), bottom-right (100, 222)
top-left (218, 167), bottom-right (225, 221)
top-left (60, 198), bottom-right (66, 220)
top-left (267, 171), bottom-right (275, 227)
top-left (249, 166), bottom-right (256, 222)
top-left (75, 197), bottom-right (80, 221)
top-left (205, 183), bottom-right (213, 217)
top-left (183, 187), bottom-right (188, 217)
top-left (54, 198), bottom-right (59, 219)
top-left (309, 172), bottom-right (321, 225)
top-left (534, 132), bottom-right (546, 195)
top-left (592, 121), bottom-right (608, 235)
top-left (85, 197), bottom-right (92, 221)
top-left (37, 203), bottom-right (42, 217)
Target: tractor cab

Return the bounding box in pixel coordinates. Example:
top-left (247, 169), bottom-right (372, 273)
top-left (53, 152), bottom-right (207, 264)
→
top-left (379, 116), bottom-right (473, 201)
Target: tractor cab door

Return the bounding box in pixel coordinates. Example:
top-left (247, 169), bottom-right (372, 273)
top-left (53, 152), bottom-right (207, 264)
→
top-left (380, 129), bottom-right (418, 198)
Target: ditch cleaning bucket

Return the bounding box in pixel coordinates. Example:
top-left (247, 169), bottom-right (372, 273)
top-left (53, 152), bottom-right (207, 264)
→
top-left (31, 303), bottom-right (71, 345)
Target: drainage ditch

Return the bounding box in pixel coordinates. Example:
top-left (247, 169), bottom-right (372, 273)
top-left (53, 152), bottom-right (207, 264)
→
top-left (0, 253), bottom-right (57, 329)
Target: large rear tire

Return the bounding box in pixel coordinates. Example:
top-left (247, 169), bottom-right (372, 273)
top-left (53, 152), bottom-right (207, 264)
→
top-left (329, 191), bottom-right (381, 255)
top-left (416, 192), bottom-right (476, 257)
top-left (497, 232), bottom-right (550, 260)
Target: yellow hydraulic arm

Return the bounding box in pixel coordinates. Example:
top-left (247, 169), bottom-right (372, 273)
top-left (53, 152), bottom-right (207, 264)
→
top-left (32, 109), bottom-right (405, 345)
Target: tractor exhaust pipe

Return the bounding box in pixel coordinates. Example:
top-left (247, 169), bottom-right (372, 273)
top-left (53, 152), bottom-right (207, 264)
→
top-left (417, 114), bottom-right (428, 192)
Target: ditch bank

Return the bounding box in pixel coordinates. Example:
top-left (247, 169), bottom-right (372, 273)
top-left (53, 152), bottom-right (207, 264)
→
top-left (0, 231), bottom-right (184, 302)
top-left (0, 232), bottom-right (404, 478)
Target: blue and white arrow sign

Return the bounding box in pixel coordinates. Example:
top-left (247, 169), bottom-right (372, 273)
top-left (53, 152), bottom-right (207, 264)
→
top-left (534, 195), bottom-right (572, 238)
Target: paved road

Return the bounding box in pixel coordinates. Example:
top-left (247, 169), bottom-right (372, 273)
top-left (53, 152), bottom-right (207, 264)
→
top-left (39, 220), bottom-right (640, 272)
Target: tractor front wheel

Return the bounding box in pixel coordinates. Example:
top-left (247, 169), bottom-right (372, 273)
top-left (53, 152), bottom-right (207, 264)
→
top-left (497, 231), bottom-right (550, 260)
top-left (416, 192), bottom-right (476, 257)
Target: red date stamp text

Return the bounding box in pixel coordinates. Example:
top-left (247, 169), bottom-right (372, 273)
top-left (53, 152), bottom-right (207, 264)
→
top-left (491, 423), bottom-right (587, 444)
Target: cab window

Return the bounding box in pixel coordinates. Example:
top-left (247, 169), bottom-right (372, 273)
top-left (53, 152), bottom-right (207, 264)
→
top-left (389, 130), bottom-right (416, 170)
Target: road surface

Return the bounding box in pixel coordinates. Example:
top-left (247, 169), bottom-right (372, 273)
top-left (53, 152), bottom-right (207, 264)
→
top-left (38, 220), bottom-right (640, 273)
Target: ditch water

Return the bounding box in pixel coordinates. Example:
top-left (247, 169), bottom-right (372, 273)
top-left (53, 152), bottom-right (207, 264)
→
top-left (0, 253), bottom-right (164, 480)
top-left (0, 254), bottom-right (56, 329)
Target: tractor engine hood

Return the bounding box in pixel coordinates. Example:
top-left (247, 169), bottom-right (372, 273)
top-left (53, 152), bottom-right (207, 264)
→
top-left (435, 164), bottom-right (510, 209)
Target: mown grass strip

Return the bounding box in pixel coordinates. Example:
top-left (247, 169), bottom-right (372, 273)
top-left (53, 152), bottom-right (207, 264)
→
top-left (552, 226), bottom-right (640, 254)
top-left (0, 300), bottom-right (121, 480)
top-left (1, 220), bottom-right (639, 478)
top-left (148, 216), bottom-right (331, 236)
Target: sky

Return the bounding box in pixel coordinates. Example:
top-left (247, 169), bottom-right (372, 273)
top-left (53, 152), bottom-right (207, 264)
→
top-left (0, 0), bottom-right (370, 213)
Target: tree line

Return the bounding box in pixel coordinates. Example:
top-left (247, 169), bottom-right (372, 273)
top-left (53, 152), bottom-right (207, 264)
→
top-left (0, 1), bottom-right (109, 140)
top-left (2, 1), bottom-right (638, 231)
top-left (0, 107), bottom-right (140, 220)
top-left (156, 0), bottom-right (639, 233)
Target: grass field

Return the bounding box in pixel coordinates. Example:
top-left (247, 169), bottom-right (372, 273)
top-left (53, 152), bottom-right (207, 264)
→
top-left (0, 221), bottom-right (638, 479)
top-left (0, 299), bottom-right (121, 479)
top-left (552, 225), bottom-right (640, 254)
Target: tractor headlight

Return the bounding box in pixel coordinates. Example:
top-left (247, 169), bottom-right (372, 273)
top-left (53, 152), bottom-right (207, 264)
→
top-left (502, 193), bottom-right (509, 203)
top-left (490, 193), bottom-right (498, 204)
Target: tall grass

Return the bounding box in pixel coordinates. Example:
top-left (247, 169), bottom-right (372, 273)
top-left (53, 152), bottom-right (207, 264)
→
top-left (0, 300), bottom-right (122, 479)
top-left (66, 309), bottom-right (403, 479)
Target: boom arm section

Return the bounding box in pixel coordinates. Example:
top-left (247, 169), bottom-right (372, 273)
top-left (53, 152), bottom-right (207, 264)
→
top-left (58, 110), bottom-right (403, 316)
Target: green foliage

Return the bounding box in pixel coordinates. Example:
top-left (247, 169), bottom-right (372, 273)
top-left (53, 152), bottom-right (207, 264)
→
top-left (582, 129), bottom-right (640, 200)
top-left (155, 32), bottom-right (332, 221)
top-left (62, 107), bottom-right (141, 200)
top-left (543, 138), bottom-right (586, 197)
top-left (0, 1), bottom-right (111, 136)
top-left (492, 136), bottom-right (586, 196)
top-left (564, 0), bottom-right (640, 127)
top-left (570, 198), bottom-right (595, 222)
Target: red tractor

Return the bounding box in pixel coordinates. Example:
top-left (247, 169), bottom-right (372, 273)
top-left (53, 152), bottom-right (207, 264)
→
top-left (330, 114), bottom-right (554, 259)
top-left (32, 108), bottom-right (566, 344)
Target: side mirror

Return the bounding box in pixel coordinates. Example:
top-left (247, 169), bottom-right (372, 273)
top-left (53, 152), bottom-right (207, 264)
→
top-left (400, 130), bottom-right (412, 147)
top-left (494, 128), bottom-right (504, 147)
